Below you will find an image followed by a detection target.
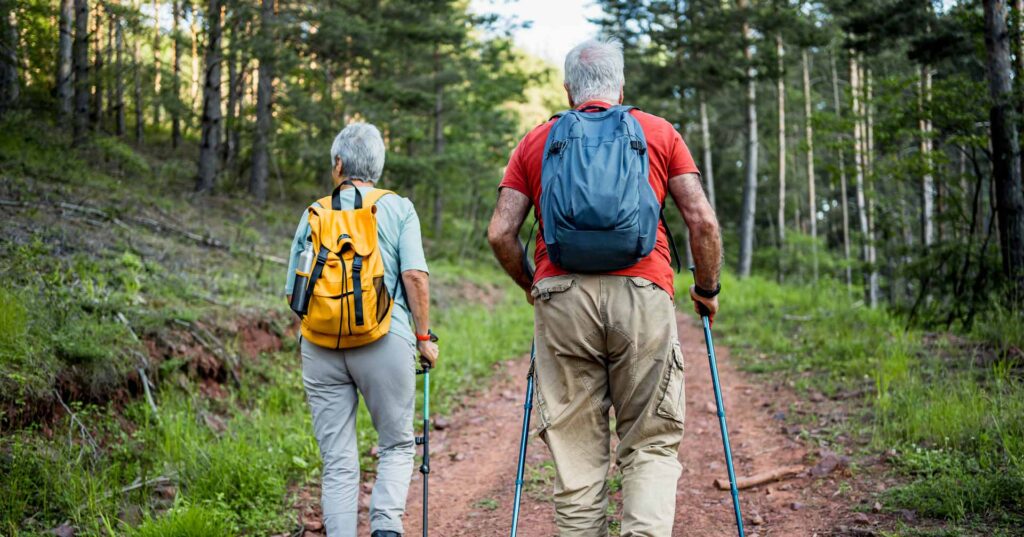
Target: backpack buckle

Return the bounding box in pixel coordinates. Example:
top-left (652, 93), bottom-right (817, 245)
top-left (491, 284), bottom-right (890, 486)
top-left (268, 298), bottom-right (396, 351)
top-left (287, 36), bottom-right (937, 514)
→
top-left (630, 140), bottom-right (646, 155)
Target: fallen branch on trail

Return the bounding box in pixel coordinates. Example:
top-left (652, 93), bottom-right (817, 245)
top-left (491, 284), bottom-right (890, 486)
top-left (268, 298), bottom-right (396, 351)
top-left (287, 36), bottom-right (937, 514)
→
top-left (0, 198), bottom-right (286, 266)
top-left (714, 465), bottom-right (805, 490)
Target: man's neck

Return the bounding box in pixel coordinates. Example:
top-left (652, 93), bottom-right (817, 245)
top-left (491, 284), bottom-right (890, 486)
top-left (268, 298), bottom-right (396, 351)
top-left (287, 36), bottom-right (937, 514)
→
top-left (574, 98), bottom-right (616, 109)
top-left (337, 178), bottom-right (373, 188)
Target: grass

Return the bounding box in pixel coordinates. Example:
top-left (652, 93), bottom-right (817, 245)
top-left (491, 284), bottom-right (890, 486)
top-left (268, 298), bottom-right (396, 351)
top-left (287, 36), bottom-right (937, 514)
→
top-left (686, 269), bottom-right (1024, 531)
top-left (0, 116), bottom-right (535, 535)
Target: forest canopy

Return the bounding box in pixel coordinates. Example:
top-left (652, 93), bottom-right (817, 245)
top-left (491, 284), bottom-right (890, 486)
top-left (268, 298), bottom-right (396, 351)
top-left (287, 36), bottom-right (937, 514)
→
top-left (1, 0), bottom-right (1023, 326)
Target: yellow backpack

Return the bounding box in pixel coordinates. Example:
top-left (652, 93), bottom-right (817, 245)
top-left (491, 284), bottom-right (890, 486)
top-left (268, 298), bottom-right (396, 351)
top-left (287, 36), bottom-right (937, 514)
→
top-left (297, 183), bottom-right (396, 349)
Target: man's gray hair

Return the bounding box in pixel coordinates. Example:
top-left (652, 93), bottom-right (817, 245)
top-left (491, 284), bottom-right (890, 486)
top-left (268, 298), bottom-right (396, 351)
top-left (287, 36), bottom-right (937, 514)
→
top-left (330, 122), bottom-right (386, 183)
top-left (563, 39), bottom-right (624, 104)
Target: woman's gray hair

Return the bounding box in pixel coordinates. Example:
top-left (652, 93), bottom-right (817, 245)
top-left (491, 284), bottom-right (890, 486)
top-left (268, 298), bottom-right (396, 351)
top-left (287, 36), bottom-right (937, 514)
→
top-left (563, 39), bottom-right (624, 104)
top-left (329, 123), bottom-right (386, 183)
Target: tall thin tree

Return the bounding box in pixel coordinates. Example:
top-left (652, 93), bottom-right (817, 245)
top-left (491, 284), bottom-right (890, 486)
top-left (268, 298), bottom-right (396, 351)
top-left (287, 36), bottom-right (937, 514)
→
top-left (195, 0), bottom-right (222, 192)
top-left (984, 0), bottom-right (1024, 298)
top-left (57, 0), bottom-right (75, 122)
top-left (250, 0), bottom-right (273, 202)
top-left (152, 0), bottom-right (162, 125)
top-left (699, 94), bottom-right (716, 211)
top-left (803, 48), bottom-right (818, 282)
top-left (920, 64), bottom-right (935, 247)
top-left (115, 16), bottom-right (125, 136)
top-left (171, 0), bottom-right (181, 148)
top-left (831, 48), bottom-right (852, 289)
top-left (737, 0), bottom-right (760, 278)
top-left (433, 45), bottom-right (446, 239)
top-left (91, 4), bottom-right (104, 130)
top-left (850, 53), bottom-right (873, 305)
top-left (776, 34), bottom-right (787, 250)
top-left (0, 3), bottom-right (17, 114)
top-left (72, 0), bottom-right (90, 145)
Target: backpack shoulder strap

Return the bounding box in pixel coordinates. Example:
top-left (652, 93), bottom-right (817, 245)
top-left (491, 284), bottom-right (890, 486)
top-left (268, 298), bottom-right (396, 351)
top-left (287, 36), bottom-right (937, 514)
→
top-left (362, 188), bottom-right (396, 207)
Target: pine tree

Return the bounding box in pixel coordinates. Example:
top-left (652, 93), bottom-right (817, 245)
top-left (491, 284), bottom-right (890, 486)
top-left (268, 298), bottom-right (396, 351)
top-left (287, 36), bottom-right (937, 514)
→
top-left (195, 0), bottom-right (222, 193)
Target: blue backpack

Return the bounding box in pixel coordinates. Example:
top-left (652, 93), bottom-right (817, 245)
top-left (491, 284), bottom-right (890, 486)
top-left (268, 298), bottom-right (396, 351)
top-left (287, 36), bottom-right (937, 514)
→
top-left (539, 104), bottom-right (680, 273)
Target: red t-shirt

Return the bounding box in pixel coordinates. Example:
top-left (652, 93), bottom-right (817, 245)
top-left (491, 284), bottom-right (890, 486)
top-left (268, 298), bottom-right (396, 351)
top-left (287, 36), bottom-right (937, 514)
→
top-left (499, 100), bottom-right (700, 297)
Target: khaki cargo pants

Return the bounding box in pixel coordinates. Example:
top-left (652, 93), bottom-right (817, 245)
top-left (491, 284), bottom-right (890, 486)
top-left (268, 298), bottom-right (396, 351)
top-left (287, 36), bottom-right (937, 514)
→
top-left (532, 274), bottom-right (686, 537)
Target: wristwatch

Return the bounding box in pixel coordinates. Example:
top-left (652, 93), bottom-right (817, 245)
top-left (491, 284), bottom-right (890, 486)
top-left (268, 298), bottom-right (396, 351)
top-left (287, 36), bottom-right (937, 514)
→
top-left (416, 329), bottom-right (439, 343)
top-left (694, 282), bottom-right (721, 299)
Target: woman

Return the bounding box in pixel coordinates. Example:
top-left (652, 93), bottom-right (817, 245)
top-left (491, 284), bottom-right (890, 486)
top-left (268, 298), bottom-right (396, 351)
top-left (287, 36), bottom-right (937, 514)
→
top-left (285, 122), bottom-right (439, 537)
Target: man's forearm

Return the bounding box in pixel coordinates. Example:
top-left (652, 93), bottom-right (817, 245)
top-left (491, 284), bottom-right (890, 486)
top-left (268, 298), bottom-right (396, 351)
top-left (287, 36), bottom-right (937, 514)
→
top-left (402, 270), bottom-right (431, 334)
top-left (690, 223), bottom-right (722, 291)
top-left (487, 188), bottom-right (534, 292)
top-left (668, 173), bottom-right (722, 290)
top-left (491, 236), bottom-right (532, 292)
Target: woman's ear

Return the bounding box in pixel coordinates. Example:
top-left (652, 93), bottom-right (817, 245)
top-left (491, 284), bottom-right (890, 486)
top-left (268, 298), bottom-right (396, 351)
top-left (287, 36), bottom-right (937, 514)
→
top-left (332, 157), bottom-right (344, 183)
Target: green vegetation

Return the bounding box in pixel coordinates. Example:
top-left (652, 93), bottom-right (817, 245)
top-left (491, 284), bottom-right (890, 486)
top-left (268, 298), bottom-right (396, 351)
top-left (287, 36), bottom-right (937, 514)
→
top-left (685, 266), bottom-right (1024, 530)
top-left (0, 114), bottom-right (533, 535)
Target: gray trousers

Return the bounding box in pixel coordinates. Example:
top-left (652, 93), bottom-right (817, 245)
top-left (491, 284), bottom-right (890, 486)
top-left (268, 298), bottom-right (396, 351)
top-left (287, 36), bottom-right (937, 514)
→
top-left (301, 332), bottom-right (416, 536)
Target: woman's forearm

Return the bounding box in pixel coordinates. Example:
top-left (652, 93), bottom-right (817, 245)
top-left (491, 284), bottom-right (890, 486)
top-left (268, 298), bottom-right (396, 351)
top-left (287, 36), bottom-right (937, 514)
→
top-left (401, 270), bottom-right (430, 335)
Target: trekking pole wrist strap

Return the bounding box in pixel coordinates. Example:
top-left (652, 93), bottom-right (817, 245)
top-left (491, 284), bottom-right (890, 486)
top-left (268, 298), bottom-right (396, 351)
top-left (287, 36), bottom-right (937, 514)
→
top-left (694, 282), bottom-right (721, 299)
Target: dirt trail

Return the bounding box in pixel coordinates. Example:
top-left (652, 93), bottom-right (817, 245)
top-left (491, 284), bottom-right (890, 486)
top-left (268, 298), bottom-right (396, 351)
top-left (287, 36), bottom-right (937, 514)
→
top-left (344, 314), bottom-right (854, 536)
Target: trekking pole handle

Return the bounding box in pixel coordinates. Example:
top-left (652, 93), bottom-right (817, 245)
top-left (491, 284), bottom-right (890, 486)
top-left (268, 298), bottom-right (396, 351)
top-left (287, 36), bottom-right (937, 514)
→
top-left (688, 266), bottom-right (712, 318)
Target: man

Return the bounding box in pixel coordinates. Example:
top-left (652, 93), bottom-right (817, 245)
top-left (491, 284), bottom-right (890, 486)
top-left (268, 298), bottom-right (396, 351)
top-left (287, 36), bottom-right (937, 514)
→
top-left (285, 122), bottom-right (439, 537)
top-left (487, 39), bottom-right (722, 536)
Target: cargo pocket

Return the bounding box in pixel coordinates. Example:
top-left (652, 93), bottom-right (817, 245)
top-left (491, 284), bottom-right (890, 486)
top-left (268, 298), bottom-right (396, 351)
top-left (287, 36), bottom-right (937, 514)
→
top-left (531, 275), bottom-right (576, 301)
top-left (656, 341), bottom-right (686, 424)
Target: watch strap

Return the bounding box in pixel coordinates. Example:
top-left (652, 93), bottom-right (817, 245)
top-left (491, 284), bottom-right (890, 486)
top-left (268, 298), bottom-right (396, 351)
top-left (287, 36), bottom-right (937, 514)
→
top-left (694, 282), bottom-right (721, 299)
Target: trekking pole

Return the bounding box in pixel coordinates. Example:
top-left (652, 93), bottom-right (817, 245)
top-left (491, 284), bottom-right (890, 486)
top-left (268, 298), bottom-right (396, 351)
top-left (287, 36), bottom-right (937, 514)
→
top-left (509, 340), bottom-right (536, 537)
top-left (415, 330), bottom-right (438, 537)
top-left (689, 267), bottom-right (745, 537)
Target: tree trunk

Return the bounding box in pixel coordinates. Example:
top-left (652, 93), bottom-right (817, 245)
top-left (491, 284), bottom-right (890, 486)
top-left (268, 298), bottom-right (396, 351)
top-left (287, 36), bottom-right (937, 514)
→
top-left (831, 49), bottom-right (852, 290)
top-left (865, 64), bottom-right (879, 306)
top-left (850, 54), bottom-right (873, 305)
top-left (776, 34), bottom-right (787, 251)
top-left (250, 0), bottom-right (273, 202)
top-left (133, 26), bottom-right (143, 143)
top-left (699, 94), bottom-right (716, 211)
top-left (152, 0), bottom-right (161, 126)
top-left (171, 0), bottom-right (181, 148)
top-left (1016, 0), bottom-right (1024, 174)
top-left (919, 64), bottom-right (935, 247)
top-left (227, 46), bottom-right (244, 170)
top-left (0, 4), bottom-right (17, 115)
top-left (105, 15), bottom-right (114, 125)
top-left (224, 42), bottom-right (238, 169)
top-left (984, 0), bottom-right (1024, 298)
top-left (737, 0), bottom-right (759, 278)
top-left (432, 47), bottom-right (445, 240)
top-left (803, 48), bottom-right (818, 282)
top-left (91, 6), bottom-right (104, 131)
top-left (72, 0), bottom-right (90, 146)
top-left (189, 14), bottom-right (198, 103)
top-left (115, 17), bottom-right (125, 136)
top-left (195, 0), bottom-right (222, 193)
top-left (57, 0), bottom-right (74, 122)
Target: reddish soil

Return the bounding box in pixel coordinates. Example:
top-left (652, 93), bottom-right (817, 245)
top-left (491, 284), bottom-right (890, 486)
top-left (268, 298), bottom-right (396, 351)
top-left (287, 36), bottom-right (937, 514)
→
top-left (303, 313), bottom-right (883, 537)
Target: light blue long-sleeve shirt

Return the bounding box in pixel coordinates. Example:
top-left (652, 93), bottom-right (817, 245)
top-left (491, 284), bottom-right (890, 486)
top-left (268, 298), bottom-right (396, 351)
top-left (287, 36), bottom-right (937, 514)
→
top-left (286, 186), bottom-right (429, 346)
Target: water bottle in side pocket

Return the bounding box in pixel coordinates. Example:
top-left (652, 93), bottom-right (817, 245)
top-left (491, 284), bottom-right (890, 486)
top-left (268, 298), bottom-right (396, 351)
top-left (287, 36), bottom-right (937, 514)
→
top-left (290, 240), bottom-right (314, 316)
